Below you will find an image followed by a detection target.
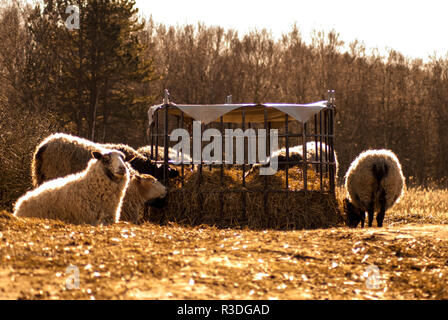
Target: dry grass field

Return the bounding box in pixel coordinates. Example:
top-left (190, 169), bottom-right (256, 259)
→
top-left (0, 187), bottom-right (447, 300)
top-left (337, 186), bottom-right (448, 226)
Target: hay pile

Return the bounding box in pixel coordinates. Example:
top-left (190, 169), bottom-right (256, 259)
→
top-left (149, 167), bottom-right (342, 230)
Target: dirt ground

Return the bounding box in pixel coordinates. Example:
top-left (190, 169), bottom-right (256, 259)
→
top-left (1, 210), bottom-right (447, 300)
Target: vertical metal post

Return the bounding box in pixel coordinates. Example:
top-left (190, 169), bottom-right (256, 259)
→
top-left (150, 121), bottom-right (154, 160)
top-left (163, 100), bottom-right (169, 186)
top-left (248, 121), bottom-right (252, 172)
top-left (285, 114), bottom-right (289, 189)
top-left (242, 109), bottom-right (246, 187)
top-left (328, 90), bottom-right (336, 193)
top-left (163, 89), bottom-right (170, 104)
top-left (263, 108), bottom-right (269, 216)
top-left (180, 112), bottom-right (185, 187)
top-left (324, 106), bottom-right (329, 188)
top-left (199, 122), bottom-right (203, 180)
top-left (155, 110), bottom-right (159, 162)
top-left (206, 122), bottom-right (212, 171)
top-left (220, 116), bottom-right (224, 183)
top-left (220, 116), bottom-right (224, 219)
top-left (319, 110), bottom-right (323, 191)
top-left (302, 122), bottom-right (307, 191)
top-left (241, 108), bottom-right (246, 219)
top-left (267, 122), bottom-right (271, 156)
top-left (198, 121), bottom-right (204, 214)
top-left (221, 95), bottom-right (232, 221)
top-left (314, 114), bottom-right (318, 183)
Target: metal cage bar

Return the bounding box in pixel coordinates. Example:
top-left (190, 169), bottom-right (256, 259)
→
top-left (163, 102), bottom-right (169, 186)
top-left (285, 114), bottom-right (289, 190)
top-left (302, 122), bottom-right (307, 191)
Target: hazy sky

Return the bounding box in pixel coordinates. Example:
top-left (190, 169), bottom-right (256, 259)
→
top-left (136, 0), bottom-right (448, 60)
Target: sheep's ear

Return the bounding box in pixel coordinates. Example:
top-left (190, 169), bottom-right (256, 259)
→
top-left (92, 151), bottom-right (103, 160)
top-left (135, 175), bottom-right (142, 181)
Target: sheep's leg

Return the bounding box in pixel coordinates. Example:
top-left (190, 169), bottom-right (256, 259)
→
top-left (360, 211), bottom-right (366, 228)
top-left (367, 200), bottom-right (375, 227)
top-left (376, 190), bottom-right (387, 227)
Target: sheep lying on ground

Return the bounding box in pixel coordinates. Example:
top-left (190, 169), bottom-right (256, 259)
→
top-left (105, 143), bottom-right (179, 179)
top-left (120, 169), bottom-right (167, 224)
top-left (344, 149), bottom-right (405, 228)
top-left (32, 133), bottom-right (177, 187)
top-left (245, 142), bottom-right (338, 178)
top-left (137, 145), bottom-right (193, 165)
top-left (14, 150), bottom-right (129, 225)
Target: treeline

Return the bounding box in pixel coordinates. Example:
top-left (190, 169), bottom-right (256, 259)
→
top-left (1, 0), bottom-right (447, 201)
top-left (141, 20), bottom-right (447, 185)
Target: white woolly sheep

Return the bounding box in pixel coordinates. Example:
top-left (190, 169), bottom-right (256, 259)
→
top-left (31, 133), bottom-right (178, 187)
top-left (30, 134), bottom-right (169, 223)
top-left (120, 171), bottom-right (167, 224)
top-left (275, 142), bottom-right (338, 174)
top-left (344, 149), bottom-right (405, 228)
top-left (137, 145), bottom-right (193, 165)
top-left (245, 141), bottom-right (338, 178)
top-left (14, 150), bottom-right (130, 225)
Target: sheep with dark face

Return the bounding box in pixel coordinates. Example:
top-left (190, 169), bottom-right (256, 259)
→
top-left (31, 133), bottom-right (178, 186)
top-left (14, 150), bottom-right (129, 225)
top-left (104, 143), bottom-right (179, 179)
top-left (344, 149), bottom-right (405, 228)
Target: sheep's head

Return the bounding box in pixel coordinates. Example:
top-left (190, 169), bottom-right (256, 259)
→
top-left (133, 174), bottom-right (167, 208)
top-left (92, 150), bottom-right (128, 181)
top-left (153, 163), bottom-right (179, 179)
top-left (129, 156), bottom-right (179, 179)
top-left (343, 198), bottom-right (364, 228)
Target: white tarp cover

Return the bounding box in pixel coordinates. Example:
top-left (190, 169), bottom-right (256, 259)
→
top-left (148, 100), bottom-right (329, 126)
